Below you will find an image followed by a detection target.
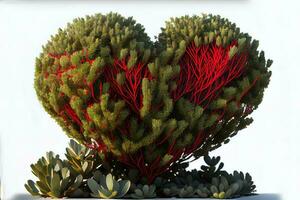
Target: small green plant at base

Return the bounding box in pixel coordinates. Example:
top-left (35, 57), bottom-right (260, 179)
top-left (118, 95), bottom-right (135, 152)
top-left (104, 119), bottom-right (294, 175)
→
top-left (209, 176), bottom-right (240, 199)
top-left (24, 152), bottom-right (86, 198)
top-left (25, 139), bottom-right (257, 199)
top-left (157, 154), bottom-right (256, 199)
top-left (200, 155), bottom-right (226, 181)
top-left (65, 139), bottom-right (101, 178)
top-left (87, 171), bottom-right (131, 198)
top-left (131, 184), bottom-right (157, 199)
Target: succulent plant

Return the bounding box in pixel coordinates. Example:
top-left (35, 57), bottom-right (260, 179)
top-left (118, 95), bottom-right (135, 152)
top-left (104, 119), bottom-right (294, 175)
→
top-left (66, 140), bottom-right (139, 184)
top-left (208, 176), bottom-right (240, 199)
top-left (25, 152), bottom-right (86, 198)
top-left (130, 184), bottom-right (157, 198)
top-left (227, 171), bottom-right (256, 195)
top-left (200, 171), bottom-right (256, 199)
top-left (65, 139), bottom-right (101, 178)
top-left (162, 185), bottom-right (180, 197)
top-left (159, 154), bottom-right (256, 199)
top-left (195, 161), bottom-right (256, 199)
top-left (193, 175), bottom-right (253, 199)
top-left (162, 184), bottom-right (196, 198)
top-left (87, 171), bottom-right (131, 198)
top-left (178, 185), bottom-right (197, 198)
top-left (195, 184), bottom-right (211, 198)
top-left (34, 12), bottom-right (271, 183)
top-left (25, 141), bottom-right (257, 199)
top-left (200, 155), bottom-right (226, 181)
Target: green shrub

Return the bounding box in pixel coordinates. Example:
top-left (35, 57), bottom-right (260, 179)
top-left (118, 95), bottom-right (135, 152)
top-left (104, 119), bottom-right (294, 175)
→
top-left (34, 12), bottom-right (271, 183)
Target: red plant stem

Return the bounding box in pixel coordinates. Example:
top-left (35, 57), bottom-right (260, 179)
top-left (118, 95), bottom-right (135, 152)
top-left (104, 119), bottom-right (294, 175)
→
top-left (85, 139), bottom-right (107, 152)
top-left (172, 41), bottom-right (248, 108)
top-left (104, 58), bottom-right (152, 114)
top-left (48, 43), bottom-right (255, 184)
top-left (63, 104), bottom-right (82, 127)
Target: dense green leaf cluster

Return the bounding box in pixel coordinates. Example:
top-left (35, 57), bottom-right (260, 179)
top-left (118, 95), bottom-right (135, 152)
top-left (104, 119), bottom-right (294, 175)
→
top-left (25, 151), bottom-right (87, 198)
top-left (34, 12), bottom-right (271, 182)
top-left (157, 155), bottom-right (256, 199)
top-left (156, 14), bottom-right (272, 159)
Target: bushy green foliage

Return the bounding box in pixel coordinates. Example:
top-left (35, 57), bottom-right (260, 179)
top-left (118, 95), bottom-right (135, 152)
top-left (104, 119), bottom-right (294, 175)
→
top-left (34, 13), bottom-right (271, 182)
top-left (31, 12), bottom-right (271, 196)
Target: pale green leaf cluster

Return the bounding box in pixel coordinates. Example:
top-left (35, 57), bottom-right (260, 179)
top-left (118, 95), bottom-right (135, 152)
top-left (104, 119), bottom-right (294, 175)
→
top-left (87, 172), bottom-right (131, 198)
top-left (24, 152), bottom-right (85, 198)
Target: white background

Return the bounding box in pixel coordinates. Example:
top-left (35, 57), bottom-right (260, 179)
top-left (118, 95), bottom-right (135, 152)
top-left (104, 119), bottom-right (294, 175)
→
top-left (0, 0), bottom-right (299, 199)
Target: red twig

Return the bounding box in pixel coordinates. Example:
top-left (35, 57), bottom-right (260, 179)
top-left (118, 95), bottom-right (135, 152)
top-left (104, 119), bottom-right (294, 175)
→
top-left (104, 58), bottom-right (152, 114)
top-left (172, 41), bottom-right (248, 107)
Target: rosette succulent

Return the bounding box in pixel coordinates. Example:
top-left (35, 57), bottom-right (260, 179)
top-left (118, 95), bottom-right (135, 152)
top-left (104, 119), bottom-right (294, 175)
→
top-left (24, 152), bottom-right (85, 198)
top-left (87, 172), bottom-right (131, 198)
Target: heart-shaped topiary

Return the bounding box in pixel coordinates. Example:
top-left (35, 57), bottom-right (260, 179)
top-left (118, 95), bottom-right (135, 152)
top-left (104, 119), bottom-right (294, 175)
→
top-left (34, 13), bottom-right (272, 183)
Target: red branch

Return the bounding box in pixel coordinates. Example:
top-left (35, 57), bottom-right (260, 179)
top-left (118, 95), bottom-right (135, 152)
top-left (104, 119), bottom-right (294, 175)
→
top-left (104, 59), bottom-right (152, 114)
top-left (172, 41), bottom-right (248, 108)
top-left (85, 139), bottom-right (107, 153)
top-left (63, 104), bottom-right (82, 127)
top-left (47, 44), bottom-right (255, 184)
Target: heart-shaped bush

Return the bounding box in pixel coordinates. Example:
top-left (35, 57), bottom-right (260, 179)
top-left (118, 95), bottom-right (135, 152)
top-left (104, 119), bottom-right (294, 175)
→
top-left (34, 13), bottom-right (271, 183)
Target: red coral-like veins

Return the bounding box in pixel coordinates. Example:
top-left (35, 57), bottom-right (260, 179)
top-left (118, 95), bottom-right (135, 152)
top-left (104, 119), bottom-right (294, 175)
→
top-left (172, 41), bottom-right (248, 108)
top-left (104, 59), bottom-right (153, 114)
